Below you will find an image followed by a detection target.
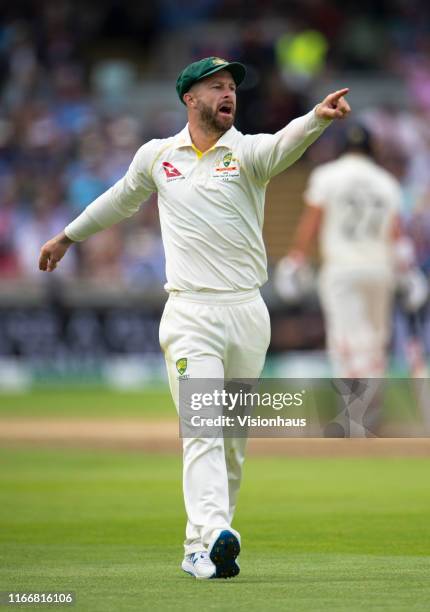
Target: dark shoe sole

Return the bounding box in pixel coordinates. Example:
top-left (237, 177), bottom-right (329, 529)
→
top-left (209, 530), bottom-right (240, 579)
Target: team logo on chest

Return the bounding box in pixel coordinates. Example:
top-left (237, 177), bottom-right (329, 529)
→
top-left (162, 161), bottom-right (185, 182)
top-left (212, 151), bottom-right (240, 181)
top-left (223, 152), bottom-right (233, 167)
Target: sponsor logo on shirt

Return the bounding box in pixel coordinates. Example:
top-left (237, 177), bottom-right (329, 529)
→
top-left (162, 161), bottom-right (185, 182)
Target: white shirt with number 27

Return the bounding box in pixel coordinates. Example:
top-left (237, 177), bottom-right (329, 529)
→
top-left (305, 153), bottom-right (402, 274)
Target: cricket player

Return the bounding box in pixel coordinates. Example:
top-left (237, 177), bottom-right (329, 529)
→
top-left (278, 124), bottom-right (403, 377)
top-left (39, 57), bottom-right (350, 579)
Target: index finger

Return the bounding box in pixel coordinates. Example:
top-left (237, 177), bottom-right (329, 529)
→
top-left (327, 88), bottom-right (349, 102)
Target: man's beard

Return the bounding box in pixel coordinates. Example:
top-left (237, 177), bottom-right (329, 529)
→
top-left (197, 100), bottom-right (235, 134)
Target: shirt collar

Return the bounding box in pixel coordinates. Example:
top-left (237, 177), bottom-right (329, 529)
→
top-left (173, 123), bottom-right (237, 151)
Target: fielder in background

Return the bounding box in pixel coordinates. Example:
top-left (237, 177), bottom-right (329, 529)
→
top-left (39, 57), bottom-right (350, 579)
top-left (276, 123), bottom-right (425, 378)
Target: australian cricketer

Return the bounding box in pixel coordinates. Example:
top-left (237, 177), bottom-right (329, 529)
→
top-left (39, 57), bottom-right (350, 579)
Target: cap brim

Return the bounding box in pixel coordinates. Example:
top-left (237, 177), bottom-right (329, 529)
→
top-left (196, 62), bottom-right (246, 88)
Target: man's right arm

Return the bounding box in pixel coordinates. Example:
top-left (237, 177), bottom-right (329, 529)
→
top-left (39, 141), bottom-right (157, 272)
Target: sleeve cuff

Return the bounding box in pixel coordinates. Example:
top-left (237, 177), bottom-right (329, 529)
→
top-left (312, 105), bottom-right (333, 128)
top-left (64, 226), bottom-right (81, 242)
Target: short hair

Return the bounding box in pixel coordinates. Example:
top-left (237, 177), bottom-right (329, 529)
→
top-left (341, 123), bottom-right (373, 156)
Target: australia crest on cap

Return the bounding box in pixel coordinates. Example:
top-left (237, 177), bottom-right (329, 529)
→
top-left (212, 57), bottom-right (228, 66)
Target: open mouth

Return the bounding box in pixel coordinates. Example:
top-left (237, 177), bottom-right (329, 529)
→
top-left (218, 105), bottom-right (233, 117)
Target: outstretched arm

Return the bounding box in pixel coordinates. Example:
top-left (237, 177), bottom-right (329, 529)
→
top-left (38, 140), bottom-right (157, 272)
top-left (249, 88), bottom-right (351, 183)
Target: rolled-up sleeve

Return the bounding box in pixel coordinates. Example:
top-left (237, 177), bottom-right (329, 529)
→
top-left (247, 109), bottom-right (332, 185)
top-left (65, 140), bottom-right (158, 242)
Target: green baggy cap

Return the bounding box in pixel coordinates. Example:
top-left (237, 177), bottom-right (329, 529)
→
top-left (176, 57), bottom-right (246, 104)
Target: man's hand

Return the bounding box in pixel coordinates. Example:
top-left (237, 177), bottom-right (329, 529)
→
top-left (316, 88), bottom-right (351, 120)
top-left (39, 231), bottom-right (75, 272)
top-left (286, 249), bottom-right (307, 267)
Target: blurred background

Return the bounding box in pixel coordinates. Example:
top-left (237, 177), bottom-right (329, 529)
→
top-left (1, 0), bottom-right (430, 390)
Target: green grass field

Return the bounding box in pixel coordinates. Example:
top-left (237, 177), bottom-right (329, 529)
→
top-left (0, 381), bottom-right (423, 424)
top-left (1, 447), bottom-right (429, 611)
top-left (0, 389), bottom-right (174, 419)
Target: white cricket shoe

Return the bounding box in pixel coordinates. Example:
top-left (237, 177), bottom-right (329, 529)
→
top-left (181, 551), bottom-right (216, 579)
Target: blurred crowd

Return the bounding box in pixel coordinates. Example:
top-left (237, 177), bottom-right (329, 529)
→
top-left (0, 1), bottom-right (165, 286)
top-left (1, 0), bottom-right (430, 287)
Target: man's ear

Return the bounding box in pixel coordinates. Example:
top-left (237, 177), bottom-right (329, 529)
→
top-left (183, 92), bottom-right (195, 107)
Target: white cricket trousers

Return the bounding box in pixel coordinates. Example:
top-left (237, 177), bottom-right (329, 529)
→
top-left (318, 267), bottom-right (394, 377)
top-left (159, 288), bottom-right (271, 555)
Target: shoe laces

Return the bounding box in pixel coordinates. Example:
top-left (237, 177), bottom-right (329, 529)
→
top-left (191, 551), bottom-right (211, 566)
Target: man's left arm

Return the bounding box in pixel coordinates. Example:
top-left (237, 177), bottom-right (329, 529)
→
top-left (249, 89), bottom-right (351, 184)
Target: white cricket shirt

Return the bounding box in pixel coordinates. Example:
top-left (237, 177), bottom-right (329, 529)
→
top-left (305, 153), bottom-right (402, 272)
top-left (65, 109), bottom-right (330, 292)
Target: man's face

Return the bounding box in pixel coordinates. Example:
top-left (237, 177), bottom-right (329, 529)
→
top-left (187, 70), bottom-right (237, 132)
